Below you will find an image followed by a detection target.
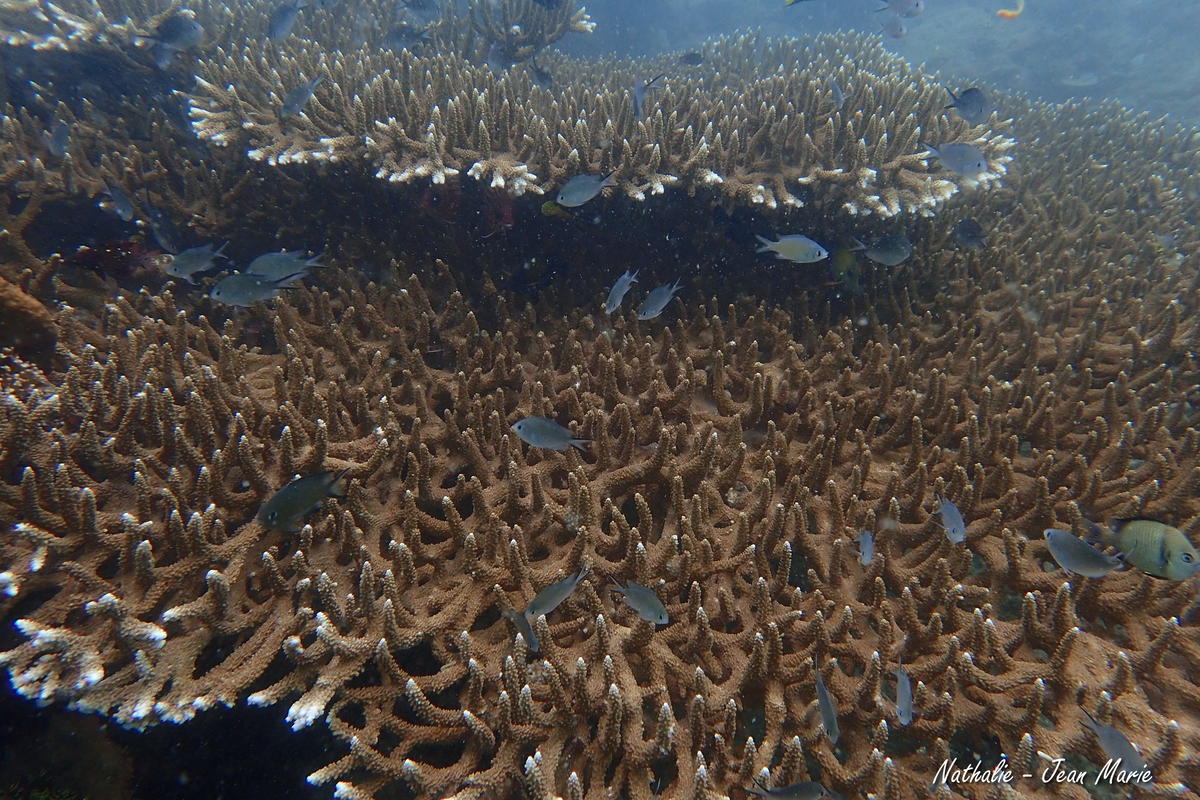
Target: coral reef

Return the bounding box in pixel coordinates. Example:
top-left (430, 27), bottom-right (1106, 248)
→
top-left (184, 31), bottom-right (1011, 213)
top-left (2, 227), bottom-right (1200, 799)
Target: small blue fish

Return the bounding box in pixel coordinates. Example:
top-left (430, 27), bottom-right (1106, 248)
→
top-left (246, 250), bottom-right (323, 285)
top-left (1043, 529), bottom-right (1122, 578)
top-left (604, 268), bottom-right (638, 314)
top-left (746, 780), bottom-right (826, 800)
top-left (858, 234), bottom-right (912, 266)
top-left (510, 417), bottom-right (588, 451)
top-left (611, 579), bottom-right (668, 624)
top-left (637, 278), bottom-right (683, 320)
top-left (877, 0), bottom-right (923, 16)
top-left (525, 566), bottom-right (589, 621)
top-left (814, 666), bottom-right (839, 744)
top-left (756, 233), bottom-right (829, 264)
top-left (166, 241), bottom-right (228, 284)
top-left (856, 529), bottom-right (875, 565)
top-left (257, 469), bottom-right (348, 530)
top-left (829, 78), bottom-right (848, 111)
top-left (944, 87), bottom-right (991, 126)
top-left (268, 0), bottom-right (305, 41)
top-left (143, 198), bottom-right (181, 254)
top-left (210, 271), bottom-right (304, 306)
top-left (632, 73), bottom-right (665, 121)
top-left (1080, 710), bottom-right (1152, 789)
top-left (556, 172), bottom-right (616, 208)
top-left (102, 181), bottom-right (135, 222)
top-left (881, 14), bottom-right (907, 38)
top-left (281, 75), bottom-right (323, 118)
top-left (951, 218), bottom-right (987, 250)
top-left (936, 495), bottom-right (966, 543)
top-left (500, 606), bottom-right (539, 652)
top-left (922, 141), bottom-right (988, 178)
top-left (893, 663), bottom-right (914, 725)
top-left (46, 120), bottom-right (69, 158)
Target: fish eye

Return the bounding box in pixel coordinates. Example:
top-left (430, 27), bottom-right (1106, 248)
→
top-left (266, 510), bottom-right (277, 522)
top-left (1184, 553), bottom-right (1195, 563)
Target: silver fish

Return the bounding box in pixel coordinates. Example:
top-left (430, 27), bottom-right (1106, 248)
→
top-left (510, 417), bottom-right (588, 451)
top-left (556, 172), bottom-right (616, 208)
top-left (637, 278), bottom-right (683, 320)
top-left (814, 666), bottom-right (839, 744)
top-left (210, 271), bottom-right (304, 306)
top-left (923, 141), bottom-right (988, 178)
top-left (611, 579), bottom-right (668, 624)
top-left (246, 250), bottom-right (323, 285)
top-left (382, 22), bottom-right (430, 50)
top-left (604, 268), bottom-right (638, 314)
top-left (46, 120), bottom-right (69, 158)
top-left (281, 75), bottom-right (324, 118)
top-left (945, 87), bottom-right (991, 126)
top-left (632, 73), bottom-right (665, 121)
top-left (524, 566), bottom-right (589, 622)
top-left (876, 0), bottom-right (923, 17)
top-left (881, 14), bottom-right (907, 38)
top-left (500, 606), bottom-right (539, 652)
top-left (166, 242), bottom-right (228, 284)
top-left (857, 529), bottom-right (875, 565)
top-left (102, 181), bottom-right (135, 222)
top-left (859, 235), bottom-right (912, 266)
top-left (1043, 529), bottom-right (1122, 578)
top-left (756, 233), bottom-right (829, 264)
top-left (746, 780), bottom-right (826, 800)
top-left (936, 495), bottom-right (966, 543)
top-left (1080, 710), bottom-right (1152, 788)
top-left (268, 0), bottom-right (305, 41)
top-left (829, 77), bottom-right (848, 110)
top-left (893, 664), bottom-right (913, 725)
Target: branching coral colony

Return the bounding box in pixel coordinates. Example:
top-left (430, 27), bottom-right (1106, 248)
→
top-left (2, 4), bottom-right (1200, 799)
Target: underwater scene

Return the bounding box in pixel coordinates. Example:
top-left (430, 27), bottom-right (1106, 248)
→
top-left (1, 0), bottom-right (1199, 798)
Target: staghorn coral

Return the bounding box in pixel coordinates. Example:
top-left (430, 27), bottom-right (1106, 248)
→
top-left (184, 31), bottom-right (1012, 212)
top-left (2, 223), bottom-right (1200, 799)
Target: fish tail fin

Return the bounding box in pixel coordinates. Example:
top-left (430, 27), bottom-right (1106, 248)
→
top-left (919, 141), bottom-right (935, 154)
top-left (214, 241), bottom-right (230, 257)
top-left (1081, 518), bottom-right (1109, 546)
top-left (601, 170), bottom-right (618, 187)
top-left (755, 234), bottom-right (774, 252)
top-left (569, 438), bottom-right (591, 452)
top-left (849, 236), bottom-right (866, 251)
top-left (944, 87), bottom-right (958, 107)
top-left (329, 468), bottom-right (351, 498)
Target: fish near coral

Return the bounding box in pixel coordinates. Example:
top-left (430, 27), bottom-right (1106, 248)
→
top-left (632, 74), bottom-right (665, 121)
top-left (511, 417), bottom-right (589, 451)
top-left (945, 87), bottom-right (992, 126)
top-left (880, 14), bottom-right (907, 38)
top-left (605, 269), bottom-right (638, 314)
top-left (951, 218), bottom-right (987, 250)
top-left (856, 529), bottom-right (875, 565)
top-left (556, 172), bottom-right (616, 208)
top-left (246, 250), bottom-right (324, 285)
top-left (922, 141), bottom-right (989, 179)
top-left (746, 779), bottom-right (826, 800)
top-left (281, 75), bottom-right (324, 118)
top-left (876, 0), bottom-right (923, 17)
top-left (755, 233), bottom-right (829, 264)
top-left (268, 0), bottom-right (306, 41)
top-left (210, 271), bottom-right (304, 306)
top-left (257, 469), bottom-right (349, 531)
top-left (813, 664), bottom-right (839, 744)
top-left (637, 278), bottom-right (683, 320)
top-left (1088, 518), bottom-right (1200, 580)
top-left (611, 579), bottom-right (668, 624)
top-left (525, 566), bottom-right (589, 622)
top-left (858, 234), bottom-right (912, 266)
top-left (936, 495), bottom-right (966, 543)
top-left (1043, 529), bottom-right (1122, 578)
top-left (166, 242), bottom-right (228, 284)
top-left (500, 607), bottom-right (539, 652)
top-left (892, 662), bottom-right (914, 725)
top-left (1080, 710), bottom-right (1153, 788)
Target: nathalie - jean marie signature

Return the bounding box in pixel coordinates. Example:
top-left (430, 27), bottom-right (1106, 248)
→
top-left (931, 757), bottom-right (1153, 787)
